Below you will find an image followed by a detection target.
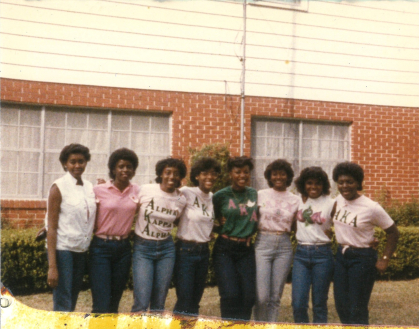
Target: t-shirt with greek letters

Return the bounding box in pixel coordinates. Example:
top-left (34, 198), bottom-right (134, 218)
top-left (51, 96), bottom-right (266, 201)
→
top-left (135, 184), bottom-right (187, 240)
top-left (295, 195), bottom-right (335, 245)
top-left (333, 194), bottom-right (394, 248)
top-left (258, 189), bottom-right (299, 233)
top-left (213, 186), bottom-right (258, 238)
top-left (176, 186), bottom-right (214, 243)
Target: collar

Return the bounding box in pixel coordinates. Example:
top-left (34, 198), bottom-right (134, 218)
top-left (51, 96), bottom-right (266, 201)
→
top-left (64, 171), bottom-right (83, 186)
top-left (108, 180), bottom-right (132, 193)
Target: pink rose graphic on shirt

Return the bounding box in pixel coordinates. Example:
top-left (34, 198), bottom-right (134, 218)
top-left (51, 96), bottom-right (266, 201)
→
top-left (296, 209), bottom-right (304, 222)
top-left (311, 211), bottom-right (325, 225)
top-left (299, 206), bottom-right (325, 226)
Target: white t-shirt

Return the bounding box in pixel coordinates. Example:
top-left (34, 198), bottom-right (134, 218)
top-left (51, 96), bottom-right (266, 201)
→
top-left (257, 189), bottom-right (300, 232)
top-left (45, 172), bottom-right (96, 252)
top-left (135, 184), bottom-right (187, 240)
top-left (333, 194), bottom-right (394, 248)
top-left (295, 195), bottom-right (335, 245)
top-left (176, 186), bottom-right (214, 243)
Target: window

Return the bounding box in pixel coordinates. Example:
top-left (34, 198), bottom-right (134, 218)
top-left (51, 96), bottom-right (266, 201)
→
top-left (250, 0), bottom-right (308, 11)
top-left (1, 104), bottom-right (171, 199)
top-left (251, 118), bottom-right (350, 191)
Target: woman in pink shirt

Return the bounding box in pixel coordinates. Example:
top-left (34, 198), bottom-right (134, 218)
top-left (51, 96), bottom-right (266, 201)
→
top-left (89, 148), bottom-right (140, 313)
top-left (332, 162), bottom-right (399, 325)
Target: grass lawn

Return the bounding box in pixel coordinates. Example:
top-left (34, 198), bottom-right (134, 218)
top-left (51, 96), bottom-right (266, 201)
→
top-left (16, 279), bottom-right (419, 326)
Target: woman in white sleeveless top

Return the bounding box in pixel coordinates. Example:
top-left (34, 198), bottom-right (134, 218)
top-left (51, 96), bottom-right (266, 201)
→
top-left (45, 144), bottom-right (96, 311)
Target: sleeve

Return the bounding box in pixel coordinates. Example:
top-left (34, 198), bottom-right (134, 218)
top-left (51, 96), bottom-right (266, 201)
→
top-left (137, 185), bottom-right (144, 204)
top-left (257, 190), bottom-right (264, 206)
top-left (372, 203), bottom-right (394, 229)
top-left (324, 197), bottom-right (335, 220)
top-left (93, 184), bottom-right (103, 202)
top-left (212, 191), bottom-right (222, 220)
top-left (212, 191), bottom-right (223, 234)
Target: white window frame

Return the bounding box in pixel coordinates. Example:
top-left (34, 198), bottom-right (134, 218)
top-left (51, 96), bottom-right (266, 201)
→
top-left (249, 0), bottom-right (309, 12)
top-left (251, 117), bottom-right (350, 192)
top-left (0, 103), bottom-right (171, 199)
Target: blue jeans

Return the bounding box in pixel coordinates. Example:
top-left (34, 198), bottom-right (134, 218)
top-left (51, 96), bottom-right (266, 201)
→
top-left (131, 235), bottom-right (176, 313)
top-left (292, 244), bottom-right (334, 323)
top-left (213, 236), bottom-right (256, 321)
top-left (173, 240), bottom-right (210, 315)
top-left (334, 246), bottom-right (377, 325)
top-left (89, 236), bottom-right (132, 313)
top-left (51, 249), bottom-right (86, 312)
top-left (254, 233), bottom-right (293, 322)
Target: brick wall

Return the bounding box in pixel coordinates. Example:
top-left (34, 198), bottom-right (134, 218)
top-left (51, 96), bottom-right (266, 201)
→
top-left (1, 78), bottom-right (418, 228)
top-left (1, 200), bottom-right (46, 229)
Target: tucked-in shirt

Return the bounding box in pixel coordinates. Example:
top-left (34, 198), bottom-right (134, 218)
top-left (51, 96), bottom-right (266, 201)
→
top-left (45, 172), bottom-right (96, 252)
top-left (176, 186), bottom-right (214, 243)
top-left (295, 195), bottom-right (335, 244)
top-left (333, 194), bottom-right (394, 248)
top-left (213, 186), bottom-right (258, 238)
top-left (135, 184), bottom-right (187, 240)
top-left (257, 189), bottom-right (299, 233)
top-left (93, 181), bottom-right (140, 236)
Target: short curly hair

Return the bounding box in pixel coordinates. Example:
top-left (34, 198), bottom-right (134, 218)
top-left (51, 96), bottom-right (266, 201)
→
top-left (227, 156), bottom-right (254, 172)
top-left (295, 166), bottom-right (331, 196)
top-left (59, 144), bottom-right (91, 170)
top-left (264, 159), bottom-right (294, 188)
top-left (108, 148), bottom-right (139, 180)
top-left (332, 161), bottom-right (364, 191)
top-left (190, 157), bottom-right (221, 186)
top-left (155, 157), bottom-right (187, 187)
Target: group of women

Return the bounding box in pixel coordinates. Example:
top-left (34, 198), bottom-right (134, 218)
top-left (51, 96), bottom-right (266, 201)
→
top-left (46, 143), bottom-right (399, 325)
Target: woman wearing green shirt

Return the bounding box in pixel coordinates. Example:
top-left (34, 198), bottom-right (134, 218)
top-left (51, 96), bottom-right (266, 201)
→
top-left (212, 156), bottom-right (258, 320)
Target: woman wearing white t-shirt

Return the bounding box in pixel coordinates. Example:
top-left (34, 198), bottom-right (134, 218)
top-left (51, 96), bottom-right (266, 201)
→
top-left (173, 157), bottom-right (221, 315)
top-left (292, 167), bottom-right (335, 324)
top-left (332, 162), bottom-right (399, 325)
top-left (131, 158), bottom-right (187, 313)
top-left (254, 159), bottom-right (300, 322)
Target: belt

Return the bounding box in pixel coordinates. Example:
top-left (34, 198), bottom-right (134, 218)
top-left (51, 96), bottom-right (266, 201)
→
top-left (259, 230), bottom-right (287, 235)
top-left (339, 244), bottom-right (372, 254)
top-left (221, 234), bottom-right (251, 244)
top-left (96, 234), bottom-right (130, 241)
top-left (178, 239), bottom-right (208, 245)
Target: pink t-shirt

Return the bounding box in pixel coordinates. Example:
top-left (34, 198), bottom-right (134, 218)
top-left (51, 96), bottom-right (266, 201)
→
top-left (93, 181), bottom-right (140, 236)
top-left (333, 194), bottom-right (394, 248)
top-left (257, 189), bottom-right (300, 232)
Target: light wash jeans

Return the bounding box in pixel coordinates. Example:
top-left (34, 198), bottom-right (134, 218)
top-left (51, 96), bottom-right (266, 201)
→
top-left (131, 235), bottom-right (176, 313)
top-left (254, 232), bottom-right (293, 322)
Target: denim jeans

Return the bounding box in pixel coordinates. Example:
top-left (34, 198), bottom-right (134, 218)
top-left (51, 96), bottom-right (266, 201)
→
top-left (254, 232), bottom-right (293, 322)
top-left (89, 236), bottom-right (132, 313)
top-left (334, 246), bottom-right (377, 325)
top-left (51, 249), bottom-right (86, 312)
top-left (131, 235), bottom-right (176, 313)
top-left (213, 236), bottom-right (256, 321)
top-left (173, 240), bottom-right (210, 315)
top-left (292, 244), bottom-right (334, 323)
